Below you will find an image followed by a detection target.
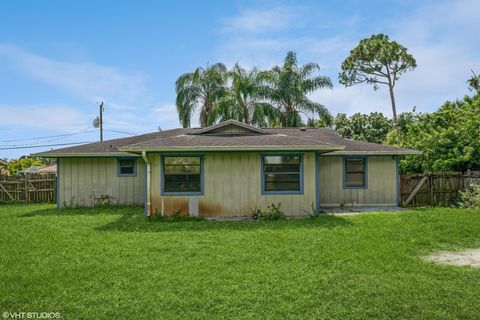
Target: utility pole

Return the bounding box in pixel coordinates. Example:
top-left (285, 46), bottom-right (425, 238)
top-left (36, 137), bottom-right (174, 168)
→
top-left (99, 102), bottom-right (104, 142)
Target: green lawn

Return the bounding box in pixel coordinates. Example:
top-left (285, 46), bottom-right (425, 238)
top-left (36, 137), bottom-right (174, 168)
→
top-left (1, 205), bottom-right (480, 319)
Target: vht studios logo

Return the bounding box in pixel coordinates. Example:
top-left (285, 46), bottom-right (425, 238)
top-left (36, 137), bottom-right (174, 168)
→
top-left (2, 312), bottom-right (61, 319)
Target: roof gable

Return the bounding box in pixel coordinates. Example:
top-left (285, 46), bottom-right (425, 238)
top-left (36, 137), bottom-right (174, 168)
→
top-left (191, 120), bottom-right (270, 135)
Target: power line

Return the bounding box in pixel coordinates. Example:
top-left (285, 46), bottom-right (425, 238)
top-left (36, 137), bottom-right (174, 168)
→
top-left (0, 131), bottom-right (96, 148)
top-left (104, 129), bottom-right (138, 136)
top-left (0, 142), bottom-right (94, 151)
top-left (0, 127), bottom-right (94, 143)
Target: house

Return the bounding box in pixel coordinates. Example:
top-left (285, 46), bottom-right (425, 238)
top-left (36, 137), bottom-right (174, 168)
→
top-left (0, 159), bottom-right (7, 175)
top-left (19, 164), bottom-right (57, 175)
top-left (35, 120), bottom-right (419, 217)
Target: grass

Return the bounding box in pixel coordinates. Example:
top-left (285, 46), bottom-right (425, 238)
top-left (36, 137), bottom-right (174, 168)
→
top-left (1, 205), bottom-right (480, 319)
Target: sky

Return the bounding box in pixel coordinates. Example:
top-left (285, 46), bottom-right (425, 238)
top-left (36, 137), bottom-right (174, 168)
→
top-left (0, 0), bottom-right (479, 159)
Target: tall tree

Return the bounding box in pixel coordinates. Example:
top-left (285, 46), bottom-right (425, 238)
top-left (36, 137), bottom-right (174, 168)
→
top-left (175, 63), bottom-right (227, 127)
top-left (468, 70), bottom-right (480, 93)
top-left (339, 34), bottom-right (416, 140)
top-left (212, 64), bottom-right (278, 126)
top-left (261, 51), bottom-right (333, 127)
top-left (333, 112), bottom-right (392, 144)
top-left (392, 94), bottom-right (480, 173)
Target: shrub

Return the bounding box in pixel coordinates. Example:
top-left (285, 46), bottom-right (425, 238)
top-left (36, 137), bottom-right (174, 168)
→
top-left (251, 203), bottom-right (285, 220)
top-left (459, 184), bottom-right (480, 209)
top-left (303, 202), bottom-right (325, 218)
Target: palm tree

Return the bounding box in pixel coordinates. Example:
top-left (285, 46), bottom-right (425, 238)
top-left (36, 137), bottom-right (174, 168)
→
top-left (175, 63), bottom-right (227, 127)
top-left (212, 64), bottom-right (279, 126)
top-left (261, 51), bottom-right (333, 127)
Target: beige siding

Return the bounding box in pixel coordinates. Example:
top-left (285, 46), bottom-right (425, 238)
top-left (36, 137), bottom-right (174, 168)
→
top-left (58, 158), bottom-right (145, 207)
top-left (149, 152), bottom-right (317, 217)
top-left (319, 156), bottom-right (397, 206)
top-left (58, 153), bottom-right (398, 213)
top-left (206, 123), bottom-right (256, 134)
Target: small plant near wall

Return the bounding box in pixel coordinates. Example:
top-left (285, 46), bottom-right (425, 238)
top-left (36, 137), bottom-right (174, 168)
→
top-left (459, 184), bottom-right (480, 209)
top-left (250, 203), bottom-right (285, 220)
top-left (304, 202), bottom-right (325, 218)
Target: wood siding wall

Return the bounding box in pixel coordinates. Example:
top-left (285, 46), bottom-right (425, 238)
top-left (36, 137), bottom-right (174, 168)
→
top-left (58, 158), bottom-right (145, 207)
top-left (318, 156), bottom-right (397, 206)
top-left (149, 152), bottom-right (316, 217)
top-left (57, 154), bottom-right (399, 214)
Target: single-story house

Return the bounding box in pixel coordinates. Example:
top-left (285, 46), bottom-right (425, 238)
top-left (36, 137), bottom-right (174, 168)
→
top-left (0, 159), bottom-right (8, 175)
top-left (19, 164), bottom-right (57, 175)
top-left (35, 120), bottom-right (419, 217)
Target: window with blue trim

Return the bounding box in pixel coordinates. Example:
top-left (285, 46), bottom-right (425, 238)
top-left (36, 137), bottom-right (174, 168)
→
top-left (344, 158), bottom-right (366, 188)
top-left (118, 159), bottom-right (136, 176)
top-left (163, 156), bottom-right (202, 193)
top-left (262, 155), bottom-right (302, 193)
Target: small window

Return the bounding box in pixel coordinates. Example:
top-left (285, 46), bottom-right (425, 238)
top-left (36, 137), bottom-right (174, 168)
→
top-left (118, 159), bottom-right (136, 176)
top-left (262, 155), bottom-right (302, 194)
top-left (344, 158), bottom-right (367, 188)
top-left (162, 156), bottom-right (203, 194)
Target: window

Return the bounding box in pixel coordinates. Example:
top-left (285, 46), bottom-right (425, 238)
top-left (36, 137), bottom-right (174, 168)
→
top-left (262, 155), bottom-right (303, 194)
top-left (162, 156), bottom-right (203, 194)
top-left (117, 158), bottom-right (136, 176)
top-left (344, 158), bottom-right (367, 188)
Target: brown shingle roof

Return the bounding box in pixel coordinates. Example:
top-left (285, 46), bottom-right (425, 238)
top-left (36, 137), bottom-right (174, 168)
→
top-left (34, 123), bottom-right (419, 156)
top-left (120, 131), bottom-right (340, 151)
top-left (266, 128), bottom-right (419, 154)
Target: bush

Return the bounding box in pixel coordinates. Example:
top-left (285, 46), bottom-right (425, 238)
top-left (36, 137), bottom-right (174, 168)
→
top-left (459, 184), bottom-right (480, 209)
top-left (251, 203), bottom-right (285, 220)
top-left (303, 202), bottom-right (325, 218)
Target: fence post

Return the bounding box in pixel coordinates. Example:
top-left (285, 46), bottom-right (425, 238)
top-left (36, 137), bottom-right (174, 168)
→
top-left (24, 175), bottom-right (28, 203)
top-left (429, 173), bottom-right (434, 206)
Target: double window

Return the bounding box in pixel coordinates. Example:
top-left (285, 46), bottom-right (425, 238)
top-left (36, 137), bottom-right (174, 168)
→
top-left (344, 157), bottom-right (367, 188)
top-left (262, 155), bottom-right (303, 194)
top-left (117, 158), bottom-right (136, 176)
top-left (162, 156), bottom-right (203, 195)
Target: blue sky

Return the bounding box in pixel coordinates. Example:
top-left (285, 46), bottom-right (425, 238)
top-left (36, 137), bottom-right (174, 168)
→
top-left (1, 0), bottom-right (479, 159)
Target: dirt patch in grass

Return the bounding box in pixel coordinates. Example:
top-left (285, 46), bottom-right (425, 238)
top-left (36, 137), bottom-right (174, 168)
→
top-left (425, 249), bottom-right (480, 268)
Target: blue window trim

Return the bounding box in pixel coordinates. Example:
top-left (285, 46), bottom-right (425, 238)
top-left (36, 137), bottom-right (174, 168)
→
top-left (161, 154), bottom-right (204, 196)
top-left (343, 156), bottom-right (368, 189)
top-left (117, 157), bottom-right (137, 177)
top-left (261, 154), bottom-right (304, 195)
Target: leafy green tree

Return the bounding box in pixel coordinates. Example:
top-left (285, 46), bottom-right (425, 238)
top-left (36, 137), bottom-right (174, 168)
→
top-left (333, 112), bottom-right (392, 144)
top-left (339, 34), bottom-right (416, 139)
top-left (6, 157), bottom-right (45, 175)
top-left (468, 70), bottom-right (480, 93)
top-left (175, 63), bottom-right (228, 127)
top-left (211, 64), bottom-right (278, 126)
top-left (306, 117), bottom-right (332, 128)
top-left (261, 51), bottom-right (333, 127)
top-left (393, 94), bottom-right (480, 173)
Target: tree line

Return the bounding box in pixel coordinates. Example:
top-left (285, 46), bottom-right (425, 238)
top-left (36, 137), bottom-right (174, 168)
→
top-left (176, 34), bottom-right (416, 135)
top-left (175, 33), bottom-right (479, 174)
top-left (176, 51), bottom-right (333, 128)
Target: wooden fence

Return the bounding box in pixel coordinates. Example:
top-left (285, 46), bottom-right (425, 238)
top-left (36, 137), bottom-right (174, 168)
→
top-left (1, 170), bottom-right (479, 206)
top-left (0, 173), bottom-right (56, 204)
top-left (400, 171), bottom-right (480, 206)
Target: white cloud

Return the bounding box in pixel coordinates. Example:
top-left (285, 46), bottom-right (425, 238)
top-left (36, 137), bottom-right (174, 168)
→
top-left (0, 44), bottom-right (145, 103)
top-left (218, 0), bottom-right (480, 117)
top-left (222, 7), bottom-right (303, 34)
top-left (0, 104), bottom-right (90, 131)
top-left (151, 103), bottom-right (198, 128)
